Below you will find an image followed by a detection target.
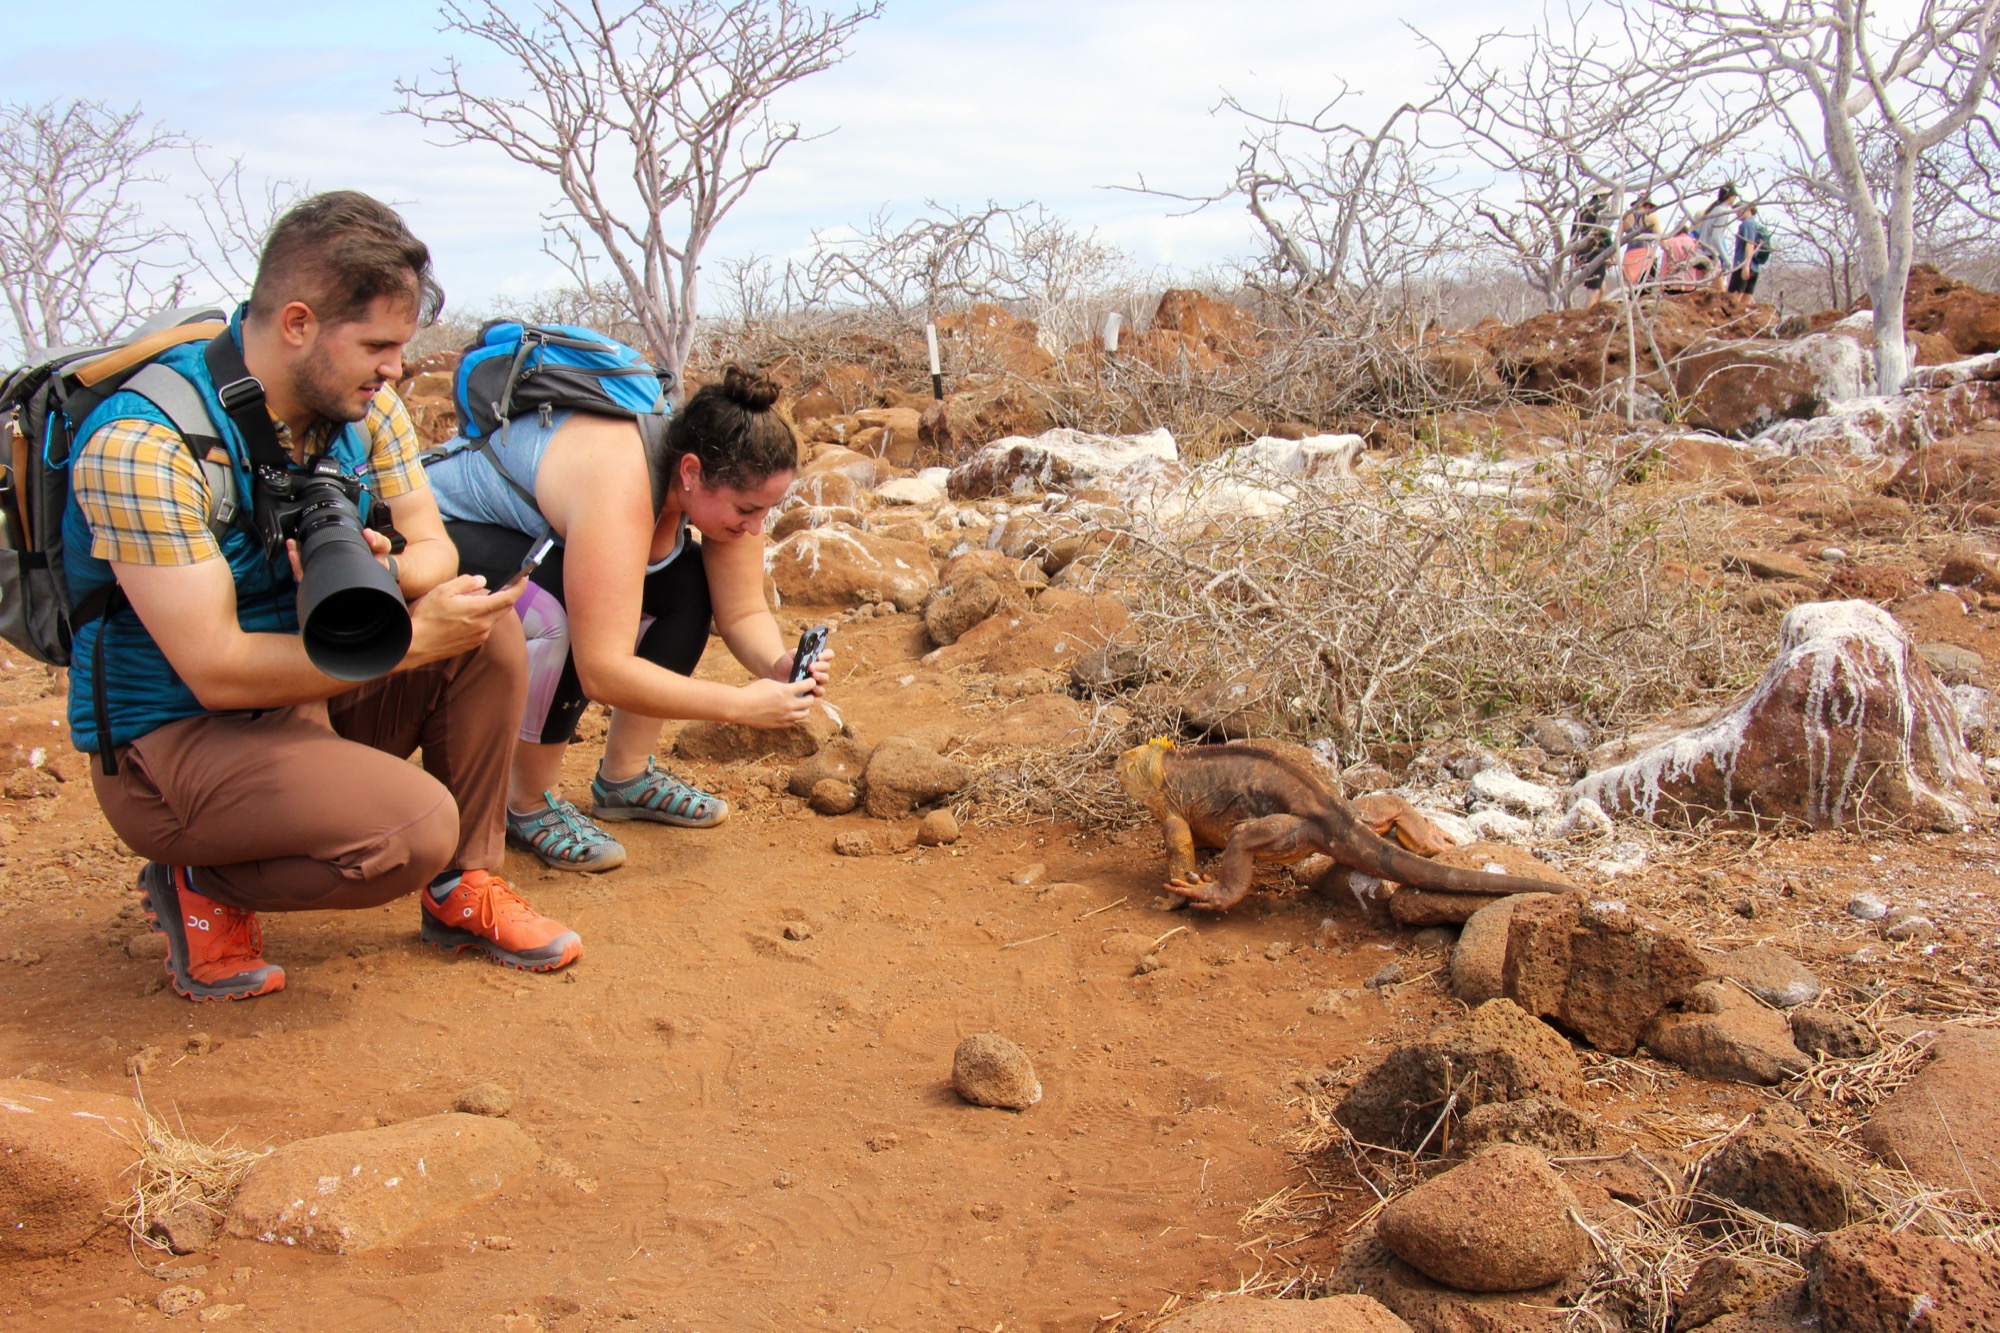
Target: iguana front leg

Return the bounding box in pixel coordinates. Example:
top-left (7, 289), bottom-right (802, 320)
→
top-left (1158, 812), bottom-right (1216, 902)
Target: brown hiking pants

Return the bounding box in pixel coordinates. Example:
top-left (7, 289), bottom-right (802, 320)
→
top-left (90, 616), bottom-right (526, 913)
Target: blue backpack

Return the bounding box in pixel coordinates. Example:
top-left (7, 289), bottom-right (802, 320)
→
top-left (431, 321), bottom-right (675, 516)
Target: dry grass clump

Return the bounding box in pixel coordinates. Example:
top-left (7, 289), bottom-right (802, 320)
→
top-left (113, 1091), bottom-right (259, 1253)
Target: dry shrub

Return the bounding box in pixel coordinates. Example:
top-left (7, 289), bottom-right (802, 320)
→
top-left (114, 1091), bottom-right (259, 1253)
top-left (1112, 450), bottom-right (1748, 757)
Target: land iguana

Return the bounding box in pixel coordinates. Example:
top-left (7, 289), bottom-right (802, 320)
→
top-left (1115, 737), bottom-right (1573, 911)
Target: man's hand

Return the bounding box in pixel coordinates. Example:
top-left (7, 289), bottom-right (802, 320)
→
top-left (732, 677), bottom-right (819, 728)
top-left (403, 575), bottom-right (524, 667)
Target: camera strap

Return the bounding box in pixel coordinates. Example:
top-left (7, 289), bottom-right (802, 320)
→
top-left (204, 334), bottom-right (295, 470)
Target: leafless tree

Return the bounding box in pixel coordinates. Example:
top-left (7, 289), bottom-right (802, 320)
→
top-left (1616, 0), bottom-right (2000, 394)
top-left (0, 99), bottom-right (191, 358)
top-left (1130, 81), bottom-right (1454, 301)
top-left (185, 151), bottom-right (305, 296)
top-left (396, 0), bottom-right (882, 385)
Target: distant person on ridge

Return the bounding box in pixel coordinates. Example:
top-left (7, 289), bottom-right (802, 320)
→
top-left (1573, 191), bottom-right (1613, 309)
top-left (1619, 196), bottom-right (1662, 292)
top-left (1693, 183), bottom-right (1741, 290)
top-left (65, 191), bottom-right (582, 1001)
top-left (1730, 203), bottom-right (1774, 296)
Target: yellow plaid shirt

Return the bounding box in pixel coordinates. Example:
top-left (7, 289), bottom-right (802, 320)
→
top-left (72, 387), bottom-right (427, 566)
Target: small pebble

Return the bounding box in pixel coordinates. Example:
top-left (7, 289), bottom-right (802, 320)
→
top-left (1848, 892), bottom-right (1888, 921)
top-left (1881, 909), bottom-right (1937, 942)
top-left (1733, 896), bottom-right (1756, 918)
top-left (808, 779), bottom-right (858, 816)
top-left (782, 922), bottom-right (813, 941)
top-left (1364, 962), bottom-right (1405, 989)
top-left (1411, 926), bottom-right (1455, 951)
top-left (1007, 862), bottom-right (1046, 886)
top-left (1264, 941), bottom-right (1293, 961)
top-left (156, 1286), bottom-right (205, 1316)
top-left (832, 831), bottom-right (876, 857)
top-left (865, 1132), bottom-right (901, 1151)
top-left (1133, 953), bottom-right (1163, 975)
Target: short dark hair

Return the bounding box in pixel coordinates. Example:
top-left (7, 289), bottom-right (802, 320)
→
top-left (666, 364), bottom-right (799, 490)
top-left (247, 190), bottom-right (444, 328)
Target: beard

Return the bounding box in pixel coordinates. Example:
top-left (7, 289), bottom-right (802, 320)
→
top-left (288, 343), bottom-right (371, 425)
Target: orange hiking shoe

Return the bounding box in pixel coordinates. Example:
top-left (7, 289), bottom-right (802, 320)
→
top-left (420, 869), bottom-right (582, 972)
top-left (138, 863), bottom-right (286, 1002)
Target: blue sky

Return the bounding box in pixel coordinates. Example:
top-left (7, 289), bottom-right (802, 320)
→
top-left (13, 0), bottom-right (1506, 314)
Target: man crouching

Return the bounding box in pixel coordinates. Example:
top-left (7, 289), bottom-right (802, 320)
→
top-left (66, 190), bottom-right (580, 1000)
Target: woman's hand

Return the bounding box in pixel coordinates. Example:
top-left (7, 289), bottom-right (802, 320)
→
top-left (772, 642), bottom-right (835, 698)
top-left (733, 676), bottom-right (819, 728)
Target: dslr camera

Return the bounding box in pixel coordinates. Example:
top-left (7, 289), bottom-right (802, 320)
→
top-left (255, 455), bottom-right (411, 681)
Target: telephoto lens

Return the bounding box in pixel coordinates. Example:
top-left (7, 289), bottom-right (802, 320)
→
top-left (288, 470), bottom-right (411, 680)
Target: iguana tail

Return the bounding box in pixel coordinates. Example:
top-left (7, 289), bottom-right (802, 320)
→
top-left (1307, 796), bottom-right (1569, 897)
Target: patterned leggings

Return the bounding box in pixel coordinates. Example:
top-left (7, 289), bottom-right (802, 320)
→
top-left (445, 520), bottom-right (712, 745)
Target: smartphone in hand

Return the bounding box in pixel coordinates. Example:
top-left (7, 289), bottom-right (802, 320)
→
top-left (504, 533), bottom-right (559, 590)
top-left (788, 625), bottom-right (830, 684)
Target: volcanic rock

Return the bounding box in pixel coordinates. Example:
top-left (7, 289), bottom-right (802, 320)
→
top-left (675, 700), bottom-right (841, 764)
top-left (1456, 1096), bottom-right (1600, 1156)
top-left (1451, 893), bottom-right (1551, 1007)
top-left (225, 1113), bottom-right (539, 1254)
top-left (1714, 946), bottom-right (1824, 1008)
top-left (1789, 1007), bottom-right (1879, 1061)
top-left (1336, 999), bottom-right (1582, 1152)
top-left (0, 1079), bottom-right (144, 1259)
top-left (1859, 1029), bottom-right (2000, 1202)
top-left (1574, 601), bottom-right (1991, 831)
top-left (946, 427), bottom-right (1177, 500)
top-left (1503, 891), bottom-right (1711, 1055)
top-left (1700, 1125), bottom-right (1861, 1232)
top-left (862, 737), bottom-right (970, 818)
top-left (1644, 980), bottom-right (1810, 1084)
top-left (923, 574), bottom-right (1006, 647)
top-left (767, 526), bottom-right (937, 611)
top-left (1674, 326), bottom-right (1871, 438)
top-left (1378, 1145), bottom-right (1590, 1292)
top-left (1808, 1224), bottom-right (2000, 1333)
top-left (1332, 1223), bottom-right (1575, 1332)
top-left (787, 735), bottom-right (873, 797)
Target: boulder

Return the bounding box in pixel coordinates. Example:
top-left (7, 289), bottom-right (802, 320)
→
top-left (928, 591), bottom-right (1129, 677)
top-left (1154, 1294), bottom-right (1411, 1332)
top-left (1674, 326), bottom-right (1871, 438)
top-left (0, 1079), bottom-right (144, 1259)
top-left (225, 1113), bottom-right (538, 1254)
top-left (1152, 289), bottom-right (1262, 357)
top-left (1902, 263), bottom-right (2000, 357)
top-left (863, 737), bottom-right (970, 818)
top-left (1456, 1096), bottom-right (1599, 1156)
top-left (770, 504), bottom-right (865, 541)
top-left (950, 1033), bottom-right (1042, 1110)
top-left (1790, 1007), bottom-right (1879, 1061)
top-left (1069, 640), bottom-right (1151, 696)
top-left (1701, 1125), bottom-right (1861, 1231)
top-left (918, 381), bottom-right (1056, 457)
top-left (1336, 1000), bottom-right (1583, 1152)
top-left (1714, 946), bottom-right (1824, 1009)
top-left (939, 547), bottom-right (1048, 591)
top-left (1858, 1029), bottom-right (2000, 1202)
top-left (786, 735), bottom-right (874, 797)
top-left (1503, 892), bottom-right (1712, 1055)
top-left (1644, 980), bottom-right (1810, 1084)
top-left (1884, 432), bottom-right (2000, 508)
top-left (1452, 894), bottom-right (1550, 1007)
top-left (675, 701), bottom-right (841, 764)
top-left (1214, 433), bottom-right (1366, 480)
top-left (923, 575), bottom-right (1006, 648)
top-left (1378, 1145), bottom-right (1590, 1293)
top-left (1332, 1224), bottom-right (1574, 1332)
top-left (1574, 601), bottom-right (1992, 831)
top-left (946, 427), bottom-right (1178, 500)
top-left (1675, 1255), bottom-right (1803, 1332)
top-left (873, 476), bottom-right (942, 506)
top-left (767, 527), bottom-right (937, 611)
top-left (1467, 769), bottom-right (1562, 816)
top-left (1808, 1224), bottom-right (2000, 1333)
top-left (957, 693), bottom-right (1090, 756)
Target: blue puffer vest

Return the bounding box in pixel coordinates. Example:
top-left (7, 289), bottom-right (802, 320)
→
top-left (64, 316), bottom-right (377, 754)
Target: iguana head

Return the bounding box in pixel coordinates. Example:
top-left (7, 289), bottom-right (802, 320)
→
top-left (1114, 736), bottom-right (1176, 802)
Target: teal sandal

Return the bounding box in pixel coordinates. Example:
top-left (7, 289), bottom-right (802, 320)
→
top-left (589, 756), bottom-right (729, 828)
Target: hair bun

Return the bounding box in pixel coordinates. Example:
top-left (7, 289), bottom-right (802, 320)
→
top-left (720, 363), bottom-right (780, 412)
